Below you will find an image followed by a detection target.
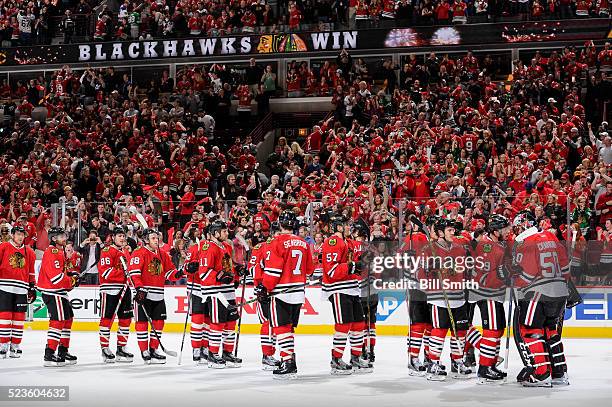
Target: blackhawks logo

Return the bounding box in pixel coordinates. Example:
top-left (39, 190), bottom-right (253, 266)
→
top-left (329, 238), bottom-right (337, 246)
top-left (202, 243), bottom-right (210, 250)
top-left (8, 252), bottom-right (25, 269)
top-left (147, 258), bottom-right (163, 276)
top-left (483, 244), bottom-right (492, 253)
top-left (222, 253), bottom-right (233, 272)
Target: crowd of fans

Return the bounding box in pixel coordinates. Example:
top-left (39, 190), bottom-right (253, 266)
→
top-left (1, 38), bottom-right (611, 285)
top-left (1, 0), bottom-right (609, 46)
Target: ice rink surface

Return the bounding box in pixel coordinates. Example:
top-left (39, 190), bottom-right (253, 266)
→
top-left (0, 331), bottom-right (610, 407)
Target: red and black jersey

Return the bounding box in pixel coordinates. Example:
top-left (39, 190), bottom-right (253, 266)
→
top-left (197, 240), bottom-right (236, 301)
top-left (513, 227), bottom-right (570, 298)
top-left (249, 240), bottom-right (269, 286)
top-left (98, 245), bottom-right (130, 295)
top-left (263, 233), bottom-right (313, 304)
top-left (321, 234), bottom-right (360, 299)
top-left (418, 240), bottom-right (467, 305)
top-left (185, 241), bottom-right (205, 299)
top-left (0, 241), bottom-right (36, 294)
top-left (128, 245), bottom-right (178, 301)
top-left (470, 235), bottom-right (507, 302)
top-left (37, 245), bottom-right (72, 298)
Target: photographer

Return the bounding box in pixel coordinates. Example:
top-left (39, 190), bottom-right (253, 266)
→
top-left (78, 230), bottom-right (103, 285)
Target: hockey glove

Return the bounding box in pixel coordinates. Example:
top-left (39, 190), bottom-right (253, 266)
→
top-left (68, 272), bottom-right (81, 288)
top-left (135, 287), bottom-right (147, 304)
top-left (27, 283), bottom-right (37, 304)
top-left (185, 262), bottom-right (199, 274)
top-left (497, 264), bottom-right (509, 282)
top-left (255, 283), bottom-right (270, 304)
top-left (405, 249), bottom-right (417, 257)
top-left (216, 270), bottom-right (234, 285)
top-left (235, 264), bottom-right (249, 278)
top-left (348, 261), bottom-right (361, 275)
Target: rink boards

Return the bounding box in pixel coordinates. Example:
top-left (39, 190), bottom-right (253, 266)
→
top-left (25, 286), bottom-right (612, 338)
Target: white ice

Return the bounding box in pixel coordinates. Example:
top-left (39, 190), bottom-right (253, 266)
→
top-left (0, 331), bottom-right (610, 407)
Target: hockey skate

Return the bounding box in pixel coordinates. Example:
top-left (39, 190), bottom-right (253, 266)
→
top-left (492, 365), bottom-right (507, 378)
top-left (58, 346), bottom-right (77, 365)
top-left (477, 365), bottom-right (506, 384)
top-left (0, 343), bottom-right (8, 359)
top-left (101, 347), bottom-right (116, 363)
top-left (149, 348), bottom-right (166, 364)
top-left (192, 348), bottom-right (201, 363)
top-left (350, 354), bottom-right (373, 374)
top-left (222, 351), bottom-right (242, 368)
top-left (116, 346), bottom-right (134, 363)
top-left (518, 367), bottom-right (552, 388)
top-left (207, 350), bottom-right (226, 369)
top-left (552, 372), bottom-right (570, 386)
top-left (141, 350), bottom-right (152, 365)
top-left (426, 361), bottom-right (447, 381)
top-left (9, 344), bottom-right (22, 359)
top-left (450, 359), bottom-right (473, 379)
top-left (330, 356), bottom-right (353, 375)
top-left (464, 347), bottom-right (476, 368)
top-left (262, 355), bottom-right (281, 371)
top-left (44, 347), bottom-right (64, 367)
top-left (407, 356), bottom-right (426, 376)
top-left (198, 347), bottom-right (209, 365)
top-left (273, 358), bottom-right (298, 380)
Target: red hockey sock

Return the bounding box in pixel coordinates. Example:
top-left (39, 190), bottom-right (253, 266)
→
top-left (117, 318), bottom-right (131, 347)
top-left (208, 323), bottom-right (223, 355)
top-left (99, 318), bottom-right (113, 348)
top-left (135, 321), bottom-right (149, 352)
top-left (0, 311), bottom-right (12, 344)
top-left (521, 327), bottom-right (550, 375)
top-left (349, 321), bottom-right (365, 356)
top-left (479, 329), bottom-right (503, 367)
top-left (260, 320), bottom-right (275, 356)
top-left (465, 325), bottom-right (482, 352)
top-left (47, 320), bottom-right (63, 351)
top-left (332, 323), bottom-right (351, 359)
top-left (450, 330), bottom-right (466, 361)
top-left (202, 315), bottom-right (211, 349)
top-left (222, 320), bottom-right (237, 353)
top-left (10, 312), bottom-right (24, 345)
top-left (190, 313), bottom-right (204, 350)
top-left (428, 328), bottom-right (447, 362)
top-left (149, 320), bottom-right (164, 350)
top-left (423, 325), bottom-right (432, 355)
top-left (407, 322), bottom-right (427, 358)
top-left (60, 319), bottom-right (73, 348)
top-left (366, 322), bottom-right (376, 349)
top-left (273, 325), bottom-right (294, 361)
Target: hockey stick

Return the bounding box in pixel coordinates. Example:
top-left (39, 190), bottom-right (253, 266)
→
top-left (406, 223), bottom-right (413, 358)
top-left (178, 274), bottom-right (194, 365)
top-left (233, 271), bottom-right (248, 357)
top-left (120, 257), bottom-right (178, 357)
top-left (409, 215), bottom-right (463, 358)
top-left (502, 240), bottom-right (521, 371)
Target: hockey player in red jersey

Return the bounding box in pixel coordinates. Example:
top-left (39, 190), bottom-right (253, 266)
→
top-left (192, 220), bottom-right (242, 369)
top-left (259, 211), bottom-right (314, 379)
top-left (350, 218), bottom-right (377, 365)
top-left (511, 210), bottom-right (570, 387)
top-left (419, 218), bottom-right (473, 381)
top-left (183, 239), bottom-right (207, 365)
top-left (128, 228), bottom-right (183, 364)
top-left (249, 222), bottom-right (281, 371)
top-left (402, 215), bottom-right (435, 376)
top-left (0, 226), bottom-right (36, 358)
top-left (321, 214), bottom-right (372, 375)
top-left (469, 215), bottom-right (511, 383)
top-left (37, 227), bottom-right (78, 367)
top-left (97, 227), bottom-right (134, 363)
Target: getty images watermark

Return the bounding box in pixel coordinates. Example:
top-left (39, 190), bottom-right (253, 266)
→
top-left (368, 252), bottom-right (486, 290)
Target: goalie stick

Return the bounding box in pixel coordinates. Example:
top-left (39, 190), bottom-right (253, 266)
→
top-left (121, 257), bottom-right (178, 357)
